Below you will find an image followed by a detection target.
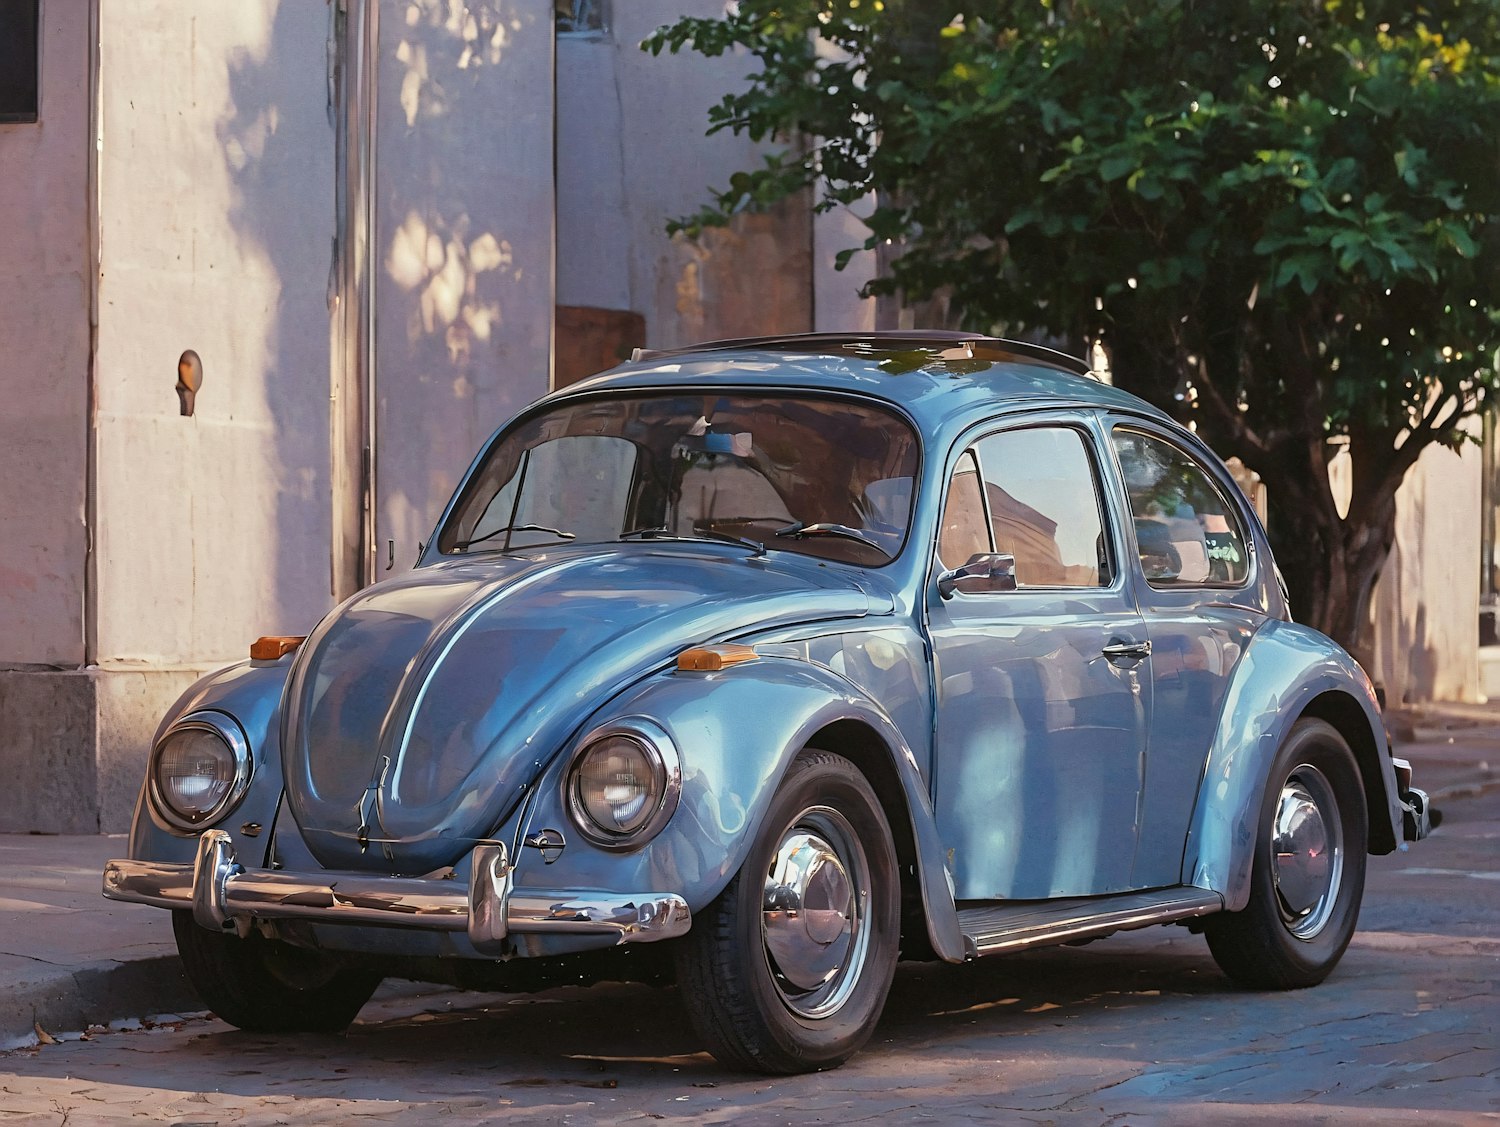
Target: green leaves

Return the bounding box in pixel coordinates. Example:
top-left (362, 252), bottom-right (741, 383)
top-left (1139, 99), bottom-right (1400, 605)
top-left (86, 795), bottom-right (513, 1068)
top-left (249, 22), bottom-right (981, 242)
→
top-left (647, 0), bottom-right (1500, 453)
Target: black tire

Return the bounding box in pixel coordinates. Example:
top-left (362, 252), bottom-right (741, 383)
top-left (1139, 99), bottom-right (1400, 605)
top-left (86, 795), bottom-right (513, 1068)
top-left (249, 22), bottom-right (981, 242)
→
top-left (675, 750), bottom-right (901, 1074)
top-left (1205, 718), bottom-right (1368, 989)
top-left (172, 910), bottom-right (382, 1032)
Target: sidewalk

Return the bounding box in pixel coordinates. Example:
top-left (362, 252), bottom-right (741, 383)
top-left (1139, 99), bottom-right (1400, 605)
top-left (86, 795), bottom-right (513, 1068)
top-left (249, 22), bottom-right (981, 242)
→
top-left (0, 833), bottom-right (198, 1051)
top-left (2, 705), bottom-right (1496, 1052)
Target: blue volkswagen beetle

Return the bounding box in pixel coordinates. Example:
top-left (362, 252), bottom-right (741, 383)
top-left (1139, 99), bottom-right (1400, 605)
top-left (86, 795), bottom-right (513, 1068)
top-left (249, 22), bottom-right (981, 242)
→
top-left (105, 333), bottom-right (1430, 1073)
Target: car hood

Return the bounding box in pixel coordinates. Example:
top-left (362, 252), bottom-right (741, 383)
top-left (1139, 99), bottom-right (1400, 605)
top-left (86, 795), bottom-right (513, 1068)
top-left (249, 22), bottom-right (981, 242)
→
top-left (283, 545), bottom-right (879, 872)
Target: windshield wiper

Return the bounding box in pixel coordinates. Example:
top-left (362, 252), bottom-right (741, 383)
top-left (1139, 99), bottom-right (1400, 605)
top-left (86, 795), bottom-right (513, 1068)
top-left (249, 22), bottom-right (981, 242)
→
top-left (774, 521), bottom-right (890, 559)
top-left (621, 526), bottom-right (765, 556)
top-left (453, 524), bottom-right (576, 551)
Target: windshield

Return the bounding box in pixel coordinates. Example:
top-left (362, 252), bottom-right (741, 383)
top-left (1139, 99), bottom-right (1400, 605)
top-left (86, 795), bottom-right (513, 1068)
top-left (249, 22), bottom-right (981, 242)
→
top-left (437, 391), bottom-right (919, 566)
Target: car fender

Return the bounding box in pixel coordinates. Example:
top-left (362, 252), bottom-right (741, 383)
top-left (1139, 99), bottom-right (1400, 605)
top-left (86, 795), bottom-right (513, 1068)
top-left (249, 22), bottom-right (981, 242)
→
top-left (125, 658), bottom-right (293, 869)
top-left (1182, 618), bottom-right (1401, 910)
top-left (514, 654), bottom-right (967, 963)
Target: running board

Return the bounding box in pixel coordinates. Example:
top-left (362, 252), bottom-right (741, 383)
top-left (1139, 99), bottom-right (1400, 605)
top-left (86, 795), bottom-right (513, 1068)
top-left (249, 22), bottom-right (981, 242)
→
top-left (957, 888), bottom-right (1224, 960)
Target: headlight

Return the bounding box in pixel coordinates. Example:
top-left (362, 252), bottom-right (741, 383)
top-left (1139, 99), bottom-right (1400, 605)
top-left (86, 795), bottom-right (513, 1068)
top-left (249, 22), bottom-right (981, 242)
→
top-left (149, 713), bottom-right (252, 831)
top-left (566, 719), bottom-right (680, 848)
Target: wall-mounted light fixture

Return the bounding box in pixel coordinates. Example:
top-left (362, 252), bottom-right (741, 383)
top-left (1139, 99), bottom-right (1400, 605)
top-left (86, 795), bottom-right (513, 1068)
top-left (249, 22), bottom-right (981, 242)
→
top-left (176, 350), bottom-right (203, 416)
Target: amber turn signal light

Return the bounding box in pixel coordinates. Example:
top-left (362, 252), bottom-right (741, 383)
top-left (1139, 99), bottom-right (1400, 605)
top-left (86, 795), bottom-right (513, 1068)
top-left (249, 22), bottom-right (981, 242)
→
top-left (250, 635), bottom-right (307, 661)
top-left (676, 644), bottom-right (758, 672)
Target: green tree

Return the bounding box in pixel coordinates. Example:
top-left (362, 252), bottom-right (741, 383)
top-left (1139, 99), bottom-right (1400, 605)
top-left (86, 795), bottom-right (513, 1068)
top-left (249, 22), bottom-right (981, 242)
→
top-left (647, 0), bottom-right (1500, 661)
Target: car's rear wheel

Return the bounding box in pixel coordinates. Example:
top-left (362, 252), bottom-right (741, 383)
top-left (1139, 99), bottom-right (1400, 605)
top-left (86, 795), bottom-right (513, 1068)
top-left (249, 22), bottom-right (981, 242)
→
top-left (675, 749), bottom-right (900, 1073)
top-left (1205, 718), bottom-right (1367, 989)
top-left (172, 910), bottom-right (382, 1032)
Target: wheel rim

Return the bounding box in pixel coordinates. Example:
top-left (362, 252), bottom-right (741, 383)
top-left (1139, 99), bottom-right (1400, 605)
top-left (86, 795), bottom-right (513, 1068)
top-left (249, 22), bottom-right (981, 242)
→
top-left (1272, 764), bottom-right (1344, 939)
top-left (761, 806), bottom-right (871, 1019)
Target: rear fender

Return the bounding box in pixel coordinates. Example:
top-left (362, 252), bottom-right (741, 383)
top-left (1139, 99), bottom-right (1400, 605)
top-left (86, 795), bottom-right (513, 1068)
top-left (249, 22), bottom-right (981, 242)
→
top-left (1183, 619), bottom-right (1401, 910)
top-left (514, 655), bottom-right (966, 962)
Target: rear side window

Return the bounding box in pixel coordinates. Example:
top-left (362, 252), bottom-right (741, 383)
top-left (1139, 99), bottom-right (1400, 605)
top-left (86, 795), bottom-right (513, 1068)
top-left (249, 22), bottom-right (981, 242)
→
top-left (1112, 429), bottom-right (1249, 587)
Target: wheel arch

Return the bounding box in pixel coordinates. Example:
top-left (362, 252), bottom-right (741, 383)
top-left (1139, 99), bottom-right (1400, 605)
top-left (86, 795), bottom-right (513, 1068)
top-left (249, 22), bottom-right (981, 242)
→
top-left (804, 718), bottom-right (936, 961)
top-left (514, 657), bottom-right (967, 963)
top-left (1182, 618), bottom-right (1402, 911)
top-left (1298, 689), bottom-right (1398, 855)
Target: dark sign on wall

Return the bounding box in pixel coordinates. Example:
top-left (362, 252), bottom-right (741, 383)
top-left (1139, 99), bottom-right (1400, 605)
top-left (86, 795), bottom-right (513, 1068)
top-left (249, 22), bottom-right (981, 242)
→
top-left (0, 0), bottom-right (40, 124)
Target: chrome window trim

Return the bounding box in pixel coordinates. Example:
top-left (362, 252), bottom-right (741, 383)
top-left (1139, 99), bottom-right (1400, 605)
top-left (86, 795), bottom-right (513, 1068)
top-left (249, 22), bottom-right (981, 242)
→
top-left (147, 711), bottom-right (253, 833)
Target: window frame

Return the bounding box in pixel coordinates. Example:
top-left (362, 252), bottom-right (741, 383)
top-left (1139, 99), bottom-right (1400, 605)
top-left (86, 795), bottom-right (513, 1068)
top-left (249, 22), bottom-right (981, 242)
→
top-left (1108, 423), bottom-right (1255, 592)
top-left (555, 0), bottom-right (609, 37)
top-left (0, 0), bottom-right (40, 125)
top-left (936, 418), bottom-right (1119, 592)
top-left (433, 386), bottom-right (924, 569)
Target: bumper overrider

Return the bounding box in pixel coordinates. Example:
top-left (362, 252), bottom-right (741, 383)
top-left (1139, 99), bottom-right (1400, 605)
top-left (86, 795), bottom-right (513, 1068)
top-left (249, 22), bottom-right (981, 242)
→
top-left (103, 829), bottom-right (691, 954)
top-left (1391, 757), bottom-right (1433, 842)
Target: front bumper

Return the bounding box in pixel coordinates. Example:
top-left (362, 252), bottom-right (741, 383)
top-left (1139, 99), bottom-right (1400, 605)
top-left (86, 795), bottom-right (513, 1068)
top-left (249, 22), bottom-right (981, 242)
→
top-left (103, 829), bottom-right (691, 955)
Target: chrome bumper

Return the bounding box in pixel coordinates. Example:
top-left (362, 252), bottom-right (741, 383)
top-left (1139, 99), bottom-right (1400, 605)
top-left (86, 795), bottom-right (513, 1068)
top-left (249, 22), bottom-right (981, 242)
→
top-left (1391, 757), bottom-right (1432, 842)
top-left (102, 829), bottom-right (691, 954)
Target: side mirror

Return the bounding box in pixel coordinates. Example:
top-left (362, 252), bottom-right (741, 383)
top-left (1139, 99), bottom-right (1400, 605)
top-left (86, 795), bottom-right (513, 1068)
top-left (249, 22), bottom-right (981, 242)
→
top-left (938, 552), bottom-right (1018, 599)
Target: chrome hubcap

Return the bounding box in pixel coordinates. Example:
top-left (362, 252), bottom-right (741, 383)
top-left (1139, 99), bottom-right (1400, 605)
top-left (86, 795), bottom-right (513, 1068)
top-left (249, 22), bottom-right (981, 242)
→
top-left (761, 808), bottom-right (869, 1018)
top-left (1272, 765), bottom-right (1343, 939)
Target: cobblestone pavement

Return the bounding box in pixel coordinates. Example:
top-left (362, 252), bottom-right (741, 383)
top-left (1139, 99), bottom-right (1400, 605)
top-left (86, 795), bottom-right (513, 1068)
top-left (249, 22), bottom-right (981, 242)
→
top-left (2, 780), bottom-right (1495, 1124)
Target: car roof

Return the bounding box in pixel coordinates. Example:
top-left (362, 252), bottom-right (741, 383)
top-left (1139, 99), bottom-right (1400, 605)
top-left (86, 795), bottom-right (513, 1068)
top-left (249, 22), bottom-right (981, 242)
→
top-left (552, 332), bottom-right (1173, 429)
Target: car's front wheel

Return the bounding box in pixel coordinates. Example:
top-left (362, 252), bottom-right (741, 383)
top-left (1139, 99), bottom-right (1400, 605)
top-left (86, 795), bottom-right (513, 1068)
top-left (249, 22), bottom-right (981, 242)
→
top-left (675, 749), bottom-right (900, 1073)
top-left (1205, 718), bottom-right (1368, 989)
top-left (172, 910), bottom-right (382, 1032)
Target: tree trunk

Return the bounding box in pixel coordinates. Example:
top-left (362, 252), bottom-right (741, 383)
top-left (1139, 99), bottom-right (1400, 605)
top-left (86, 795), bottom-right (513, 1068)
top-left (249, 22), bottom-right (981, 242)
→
top-left (1268, 482), bottom-right (1398, 666)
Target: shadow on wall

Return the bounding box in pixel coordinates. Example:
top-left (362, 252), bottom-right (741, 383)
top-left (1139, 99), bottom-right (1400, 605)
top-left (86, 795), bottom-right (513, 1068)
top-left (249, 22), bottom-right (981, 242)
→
top-left (375, 0), bottom-right (550, 573)
top-left (217, 2), bottom-right (340, 626)
top-left (384, 0), bottom-right (520, 368)
top-left (216, 1), bottom-right (550, 593)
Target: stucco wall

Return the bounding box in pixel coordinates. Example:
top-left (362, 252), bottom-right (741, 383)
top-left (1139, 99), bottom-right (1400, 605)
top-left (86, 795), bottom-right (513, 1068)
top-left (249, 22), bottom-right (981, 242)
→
top-left (1369, 438), bottom-right (1482, 704)
top-left (0, 2), bottom-right (91, 667)
top-left (92, 2), bottom-right (339, 665)
top-left (372, 0), bottom-right (555, 574)
top-left (556, 2), bottom-right (816, 351)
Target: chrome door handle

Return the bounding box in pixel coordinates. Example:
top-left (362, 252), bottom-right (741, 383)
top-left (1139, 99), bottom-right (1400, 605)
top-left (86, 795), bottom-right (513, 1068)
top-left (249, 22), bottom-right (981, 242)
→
top-left (1101, 640), bottom-right (1151, 660)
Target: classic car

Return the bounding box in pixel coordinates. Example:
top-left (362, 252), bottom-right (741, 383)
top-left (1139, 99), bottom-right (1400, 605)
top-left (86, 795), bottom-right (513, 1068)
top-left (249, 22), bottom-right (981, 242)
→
top-left (104, 332), bottom-right (1431, 1074)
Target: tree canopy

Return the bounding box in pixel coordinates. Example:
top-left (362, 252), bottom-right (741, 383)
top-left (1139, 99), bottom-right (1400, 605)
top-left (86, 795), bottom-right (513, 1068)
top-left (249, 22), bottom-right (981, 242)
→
top-left (647, 0), bottom-right (1500, 659)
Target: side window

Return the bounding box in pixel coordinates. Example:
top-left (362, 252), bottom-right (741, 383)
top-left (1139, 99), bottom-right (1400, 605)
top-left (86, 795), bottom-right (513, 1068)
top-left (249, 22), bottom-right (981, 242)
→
top-left (972, 427), bottom-right (1110, 588)
top-left (938, 451), bottom-right (989, 566)
top-left (1112, 429), bottom-right (1249, 587)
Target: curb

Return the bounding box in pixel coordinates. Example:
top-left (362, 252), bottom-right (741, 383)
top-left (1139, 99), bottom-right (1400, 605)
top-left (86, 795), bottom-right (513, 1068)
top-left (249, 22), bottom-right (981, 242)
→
top-left (2, 955), bottom-right (200, 1051)
top-left (1429, 770), bottom-right (1500, 804)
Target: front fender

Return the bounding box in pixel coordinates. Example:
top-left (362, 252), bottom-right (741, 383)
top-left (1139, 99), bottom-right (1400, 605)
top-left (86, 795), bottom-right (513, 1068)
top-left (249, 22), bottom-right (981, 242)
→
top-left (514, 655), bottom-right (966, 962)
top-left (1183, 619), bottom-right (1400, 910)
top-left (125, 657), bottom-right (294, 869)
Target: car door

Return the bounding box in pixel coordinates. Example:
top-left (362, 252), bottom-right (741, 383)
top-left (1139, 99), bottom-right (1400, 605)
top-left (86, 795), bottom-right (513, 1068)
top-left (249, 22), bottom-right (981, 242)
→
top-left (1106, 422), bottom-right (1267, 890)
top-left (928, 415), bottom-right (1153, 901)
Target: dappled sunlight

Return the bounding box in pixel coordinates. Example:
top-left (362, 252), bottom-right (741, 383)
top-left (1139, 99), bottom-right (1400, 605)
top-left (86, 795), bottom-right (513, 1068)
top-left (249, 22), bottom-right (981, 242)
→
top-left (394, 0), bottom-right (524, 126)
top-left (386, 210), bottom-right (512, 363)
top-left (222, 104), bottom-right (279, 172)
top-left (372, 0), bottom-right (551, 578)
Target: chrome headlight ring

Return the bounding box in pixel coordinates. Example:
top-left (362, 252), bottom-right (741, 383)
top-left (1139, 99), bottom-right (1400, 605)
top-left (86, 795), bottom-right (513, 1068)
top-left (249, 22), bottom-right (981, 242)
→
top-left (565, 718), bottom-right (682, 850)
top-left (147, 711), bottom-right (253, 832)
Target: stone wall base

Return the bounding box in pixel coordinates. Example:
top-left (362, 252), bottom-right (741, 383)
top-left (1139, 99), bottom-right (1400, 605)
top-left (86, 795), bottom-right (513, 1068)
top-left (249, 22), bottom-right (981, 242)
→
top-left (0, 667), bottom-right (211, 834)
